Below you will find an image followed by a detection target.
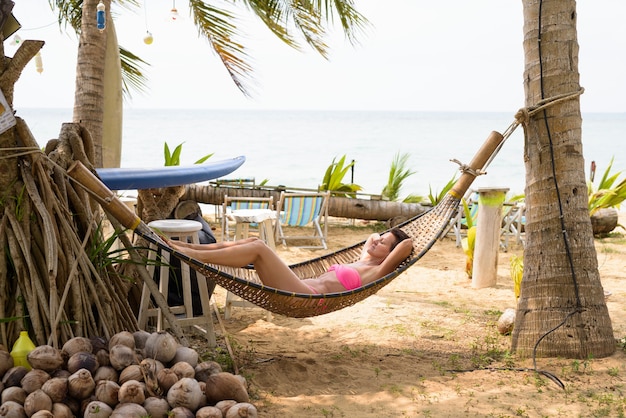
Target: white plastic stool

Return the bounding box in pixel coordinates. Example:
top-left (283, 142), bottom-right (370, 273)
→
top-left (137, 219), bottom-right (216, 347)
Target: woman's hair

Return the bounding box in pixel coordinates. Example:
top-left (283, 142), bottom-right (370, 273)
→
top-left (388, 227), bottom-right (410, 250)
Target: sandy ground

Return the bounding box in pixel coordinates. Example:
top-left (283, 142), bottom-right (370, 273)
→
top-left (198, 217), bottom-right (626, 418)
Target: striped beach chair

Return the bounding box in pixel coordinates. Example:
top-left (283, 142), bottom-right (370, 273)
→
top-left (275, 191), bottom-right (330, 249)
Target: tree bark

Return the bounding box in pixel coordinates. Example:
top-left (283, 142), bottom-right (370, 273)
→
top-left (512, 0), bottom-right (614, 358)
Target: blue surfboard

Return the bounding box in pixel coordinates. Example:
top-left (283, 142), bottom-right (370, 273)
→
top-left (96, 156), bottom-right (246, 190)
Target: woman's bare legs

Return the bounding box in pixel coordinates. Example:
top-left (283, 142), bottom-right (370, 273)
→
top-left (168, 238), bottom-right (316, 294)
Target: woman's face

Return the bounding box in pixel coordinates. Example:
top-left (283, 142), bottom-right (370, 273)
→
top-left (368, 233), bottom-right (399, 259)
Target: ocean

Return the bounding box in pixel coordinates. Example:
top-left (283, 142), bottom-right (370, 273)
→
top-left (17, 108), bottom-right (625, 199)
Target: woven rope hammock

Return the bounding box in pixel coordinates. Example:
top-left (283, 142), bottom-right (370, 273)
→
top-left (69, 131), bottom-right (510, 318)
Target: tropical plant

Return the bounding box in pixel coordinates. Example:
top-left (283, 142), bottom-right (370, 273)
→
top-left (510, 255), bottom-right (524, 301)
top-left (319, 155), bottom-right (362, 197)
top-left (587, 157), bottom-right (626, 216)
top-left (163, 142), bottom-right (213, 166)
top-left (427, 174), bottom-right (458, 206)
top-left (460, 198), bottom-right (477, 278)
top-left (381, 152), bottom-right (415, 201)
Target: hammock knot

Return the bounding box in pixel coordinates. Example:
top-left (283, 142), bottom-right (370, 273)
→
top-left (515, 108), bottom-right (530, 125)
top-left (450, 158), bottom-right (485, 177)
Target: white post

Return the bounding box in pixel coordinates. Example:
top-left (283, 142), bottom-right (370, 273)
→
top-left (472, 187), bottom-right (509, 289)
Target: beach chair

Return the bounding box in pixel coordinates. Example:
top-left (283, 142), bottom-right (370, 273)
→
top-left (275, 191), bottom-right (330, 249)
top-left (221, 195), bottom-right (274, 241)
top-left (501, 200), bottom-right (526, 249)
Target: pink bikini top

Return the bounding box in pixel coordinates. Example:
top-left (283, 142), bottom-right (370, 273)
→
top-left (328, 264), bottom-right (362, 291)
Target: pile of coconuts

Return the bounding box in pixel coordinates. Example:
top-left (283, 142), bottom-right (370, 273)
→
top-left (0, 330), bottom-right (258, 417)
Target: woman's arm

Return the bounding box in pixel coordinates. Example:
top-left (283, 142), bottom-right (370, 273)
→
top-left (377, 238), bottom-right (413, 274)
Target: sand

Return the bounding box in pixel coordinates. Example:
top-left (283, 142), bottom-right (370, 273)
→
top-left (199, 218), bottom-right (626, 417)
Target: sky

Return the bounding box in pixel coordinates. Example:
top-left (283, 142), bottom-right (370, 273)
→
top-left (8, 0), bottom-right (626, 113)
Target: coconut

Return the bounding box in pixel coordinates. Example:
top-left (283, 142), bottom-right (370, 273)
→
top-left (30, 411), bottom-right (53, 418)
top-left (1, 386), bottom-right (27, 404)
top-left (95, 349), bottom-right (110, 368)
top-left (143, 396), bottom-right (171, 418)
top-left (171, 346), bottom-right (198, 368)
top-left (67, 368), bottom-right (96, 400)
top-left (67, 351), bottom-right (99, 375)
top-left (196, 406), bottom-right (223, 418)
top-left (194, 361), bottom-right (222, 382)
top-left (156, 368), bottom-right (178, 395)
top-left (23, 389), bottom-right (53, 417)
top-left (170, 361), bottom-right (195, 379)
top-left (169, 406), bottom-right (195, 418)
top-left (95, 379), bottom-right (120, 407)
top-left (2, 366), bottom-right (29, 387)
top-left (108, 344), bottom-right (136, 371)
top-left (0, 349), bottom-right (15, 378)
top-left (51, 403), bottom-right (74, 418)
top-left (108, 331), bottom-right (135, 351)
top-left (144, 332), bottom-right (178, 364)
top-left (497, 308), bottom-right (517, 335)
top-left (94, 366), bottom-right (118, 383)
top-left (83, 400), bottom-right (113, 418)
top-left (118, 379), bottom-right (145, 404)
top-left (61, 337), bottom-right (93, 359)
top-left (111, 401), bottom-right (147, 417)
top-left (26, 346), bottom-right (64, 372)
top-left (166, 377), bottom-right (203, 411)
top-left (41, 376), bottom-right (68, 403)
top-left (133, 330), bottom-right (151, 351)
top-left (214, 400), bottom-right (237, 416)
top-left (0, 401), bottom-right (26, 418)
top-left (119, 364), bottom-right (144, 385)
top-left (21, 373), bottom-right (46, 395)
top-left (225, 403), bottom-right (258, 418)
top-left (205, 372), bottom-right (249, 404)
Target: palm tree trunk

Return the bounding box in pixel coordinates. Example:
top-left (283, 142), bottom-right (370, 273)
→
top-left (73, 0), bottom-right (112, 168)
top-left (512, 0), bottom-right (614, 358)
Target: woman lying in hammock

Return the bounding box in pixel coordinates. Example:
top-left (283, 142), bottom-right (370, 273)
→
top-left (166, 227), bottom-right (413, 294)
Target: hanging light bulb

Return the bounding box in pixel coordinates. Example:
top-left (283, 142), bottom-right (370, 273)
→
top-left (143, 31), bottom-right (154, 45)
top-left (170, 0), bottom-right (179, 21)
top-left (97, 0), bottom-right (106, 32)
top-left (35, 52), bottom-right (43, 74)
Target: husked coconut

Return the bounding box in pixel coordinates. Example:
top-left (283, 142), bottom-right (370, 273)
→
top-left (95, 379), bottom-right (120, 407)
top-left (29, 411), bottom-right (53, 418)
top-left (0, 349), bottom-right (14, 377)
top-left (41, 376), bottom-right (68, 403)
top-left (225, 403), bottom-right (258, 418)
top-left (21, 370), bottom-right (50, 394)
top-left (23, 389), bottom-right (53, 417)
top-left (144, 332), bottom-right (177, 364)
top-left (157, 368), bottom-right (178, 394)
top-left (108, 331), bottom-right (135, 351)
top-left (196, 406), bottom-right (223, 418)
top-left (94, 366), bottom-right (118, 383)
top-left (169, 406), bottom-right (194, 418)
top-left (0, 400), bottom-right (26, 418)
top-left (1, 386), bottom-right (27, 404)
top-left (119, 364), bottom-right (143, 384)
top-left (108, 344), bottom-right (136, 371)
top-left (51, 403), bottom-right (73, 418)
top-left (67, 368), bottom-right (96, 399)
top-left (205, 372), bottom-right (249, 404)
top-left (170, 361), bottom-right (195, 379)
top-left (166, 377), bottom-right (203, 411)
top-left (194, 361), bottom-right (222, 382)
top-left (143, 396), bottom-right (170, 418)
top-left (171, 346), bottom-right (198, 368)
top-left (67, 351), bottom-right (99, 374)
top-left (111, 402), bottom-right (147, 417)
top-left (61, 337), bottom-right (93, 359)
top-left (83, 400), bottom-right (113, 418)
top-left (118, 379), bottom-right (145, 404)
top-left (133, 330), bottom-right (151, 351)
top-left (215, 400), bottom-right (237, 416)
top-left (2, 366), bottom-right (29, 387)
top-left (26, 346), bottom-right (64, 372)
